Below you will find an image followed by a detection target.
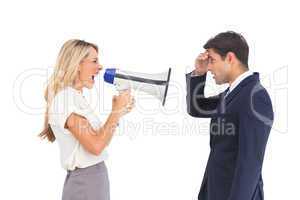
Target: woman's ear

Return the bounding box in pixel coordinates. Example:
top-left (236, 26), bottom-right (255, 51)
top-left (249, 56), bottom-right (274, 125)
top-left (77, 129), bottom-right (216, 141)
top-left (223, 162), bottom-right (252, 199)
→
top-left (76, 68), bottom-right (81, 80)
top-left (78, 64), bottom-right (82, 72)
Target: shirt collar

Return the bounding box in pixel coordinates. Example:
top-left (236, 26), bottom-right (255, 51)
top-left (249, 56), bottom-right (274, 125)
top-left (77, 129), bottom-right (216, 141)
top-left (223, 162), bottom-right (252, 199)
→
top-left (228, 70), bottom-right (253, 94)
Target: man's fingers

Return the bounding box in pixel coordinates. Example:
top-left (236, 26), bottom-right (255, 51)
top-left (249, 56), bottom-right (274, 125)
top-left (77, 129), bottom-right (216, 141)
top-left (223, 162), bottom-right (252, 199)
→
top-left (197, 53), bottom-right (208, 61)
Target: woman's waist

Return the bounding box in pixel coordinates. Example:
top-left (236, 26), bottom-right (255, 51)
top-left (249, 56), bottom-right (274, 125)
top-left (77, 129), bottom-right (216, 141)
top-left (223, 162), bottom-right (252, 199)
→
top-left (67, 161), bottom-right (107, 177)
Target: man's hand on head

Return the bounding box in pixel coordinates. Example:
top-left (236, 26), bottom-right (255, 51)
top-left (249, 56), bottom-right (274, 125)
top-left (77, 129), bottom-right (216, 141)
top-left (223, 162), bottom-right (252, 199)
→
top-left (193, 51), bottom-right (209, 76)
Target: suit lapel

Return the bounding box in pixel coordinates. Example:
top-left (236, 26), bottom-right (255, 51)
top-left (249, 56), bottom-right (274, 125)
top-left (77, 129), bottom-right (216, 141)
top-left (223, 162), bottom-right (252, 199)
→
top-left (225, 72), bottom-right (259, 106)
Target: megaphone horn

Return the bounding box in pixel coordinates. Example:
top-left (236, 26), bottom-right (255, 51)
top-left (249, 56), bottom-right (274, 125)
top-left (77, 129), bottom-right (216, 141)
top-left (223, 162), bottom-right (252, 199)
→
top-left (103, 68), bottom-right (172, 106)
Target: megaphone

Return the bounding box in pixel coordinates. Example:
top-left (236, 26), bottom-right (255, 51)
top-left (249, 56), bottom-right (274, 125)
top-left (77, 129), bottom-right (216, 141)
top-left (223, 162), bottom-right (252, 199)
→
top-left (103, 68), bottom-right (171, 106)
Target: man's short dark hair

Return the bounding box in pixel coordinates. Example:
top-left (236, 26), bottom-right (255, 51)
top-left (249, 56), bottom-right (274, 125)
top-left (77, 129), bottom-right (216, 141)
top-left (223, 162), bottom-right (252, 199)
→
top-left (203, 31), bottom-right (249, 68)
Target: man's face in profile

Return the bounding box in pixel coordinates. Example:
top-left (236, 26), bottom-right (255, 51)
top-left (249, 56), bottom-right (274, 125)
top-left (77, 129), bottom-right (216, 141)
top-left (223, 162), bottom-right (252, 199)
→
top-left (206, 48), bottom-right (230, 85)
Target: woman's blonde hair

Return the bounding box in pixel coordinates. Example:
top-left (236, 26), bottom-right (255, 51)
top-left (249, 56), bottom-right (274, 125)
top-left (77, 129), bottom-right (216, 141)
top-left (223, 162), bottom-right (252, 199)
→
top-left (39, 39), bottom-right (98, 142)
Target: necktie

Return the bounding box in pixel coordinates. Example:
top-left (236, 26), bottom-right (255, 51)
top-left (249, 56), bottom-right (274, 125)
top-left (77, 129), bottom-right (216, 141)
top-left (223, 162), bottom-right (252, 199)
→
top-left (223, 87), bottom-right (230, 99)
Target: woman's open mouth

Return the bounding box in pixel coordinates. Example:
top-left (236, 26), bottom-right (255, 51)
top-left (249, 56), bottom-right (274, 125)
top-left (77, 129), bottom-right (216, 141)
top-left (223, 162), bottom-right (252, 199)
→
top-left (90, 72), bottom-right (99, 83)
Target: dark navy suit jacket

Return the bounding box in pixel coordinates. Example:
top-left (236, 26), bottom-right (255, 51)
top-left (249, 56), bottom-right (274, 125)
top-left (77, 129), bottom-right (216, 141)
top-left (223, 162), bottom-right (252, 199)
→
top-left (186, 72), bottom-right (273, 200)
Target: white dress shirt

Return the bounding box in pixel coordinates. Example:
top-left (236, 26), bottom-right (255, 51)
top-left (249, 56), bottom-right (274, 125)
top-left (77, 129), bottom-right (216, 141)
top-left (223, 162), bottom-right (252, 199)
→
top-left (227, 70), bottom-right (253, 96)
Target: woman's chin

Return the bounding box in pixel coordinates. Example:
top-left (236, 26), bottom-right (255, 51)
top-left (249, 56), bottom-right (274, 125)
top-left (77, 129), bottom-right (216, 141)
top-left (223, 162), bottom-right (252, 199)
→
top-left (87, 84), bottom-right (94, 89)
top-left (84, 81), bottom-right (94, 89)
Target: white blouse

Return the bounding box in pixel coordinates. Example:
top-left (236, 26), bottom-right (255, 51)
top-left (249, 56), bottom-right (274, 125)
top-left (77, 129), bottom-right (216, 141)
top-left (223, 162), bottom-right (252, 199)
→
top-left (48, 86), bottom-right (108, 170)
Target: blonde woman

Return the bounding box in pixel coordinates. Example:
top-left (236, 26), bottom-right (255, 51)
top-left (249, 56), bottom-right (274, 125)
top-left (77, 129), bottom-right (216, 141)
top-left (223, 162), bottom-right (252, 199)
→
top-left (39, 39), bottom-right (134, 200)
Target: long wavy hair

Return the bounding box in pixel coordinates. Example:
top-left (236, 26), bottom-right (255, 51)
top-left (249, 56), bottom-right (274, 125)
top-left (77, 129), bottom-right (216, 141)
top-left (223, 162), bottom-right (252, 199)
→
top-left (39, 39), bottom-right (98, 142)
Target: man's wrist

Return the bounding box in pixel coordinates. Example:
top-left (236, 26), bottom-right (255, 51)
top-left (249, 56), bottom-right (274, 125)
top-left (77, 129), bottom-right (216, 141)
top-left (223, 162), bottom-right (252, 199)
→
top-left (192, 70), bottom-right (206, 76)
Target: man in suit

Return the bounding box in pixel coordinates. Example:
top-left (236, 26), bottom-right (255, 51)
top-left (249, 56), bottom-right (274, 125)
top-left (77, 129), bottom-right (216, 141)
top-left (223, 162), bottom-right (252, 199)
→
top-left (186, 31), bottom-right (274, 200)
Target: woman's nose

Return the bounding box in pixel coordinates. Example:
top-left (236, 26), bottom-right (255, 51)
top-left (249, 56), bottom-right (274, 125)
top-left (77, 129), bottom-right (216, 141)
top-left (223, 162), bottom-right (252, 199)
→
top-left (97, 64), bottom-right (103, 71)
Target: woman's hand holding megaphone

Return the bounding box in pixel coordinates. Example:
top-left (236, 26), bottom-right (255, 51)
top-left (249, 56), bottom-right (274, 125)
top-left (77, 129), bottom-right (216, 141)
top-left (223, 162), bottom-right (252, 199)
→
top-left (112, 89), bottom-right (135, 117)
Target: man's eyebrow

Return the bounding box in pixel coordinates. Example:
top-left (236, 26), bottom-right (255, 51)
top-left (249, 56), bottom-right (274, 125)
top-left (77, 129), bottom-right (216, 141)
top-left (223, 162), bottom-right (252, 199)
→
top-left (208, 55), bottom-right (214, 59)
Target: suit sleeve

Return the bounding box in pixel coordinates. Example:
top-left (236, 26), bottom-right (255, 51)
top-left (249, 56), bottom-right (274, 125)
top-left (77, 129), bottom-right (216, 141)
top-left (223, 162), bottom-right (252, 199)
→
top-left (227, 89), bottom-right (274, 200)
top-left (186, 72), bottom-right (220, 118)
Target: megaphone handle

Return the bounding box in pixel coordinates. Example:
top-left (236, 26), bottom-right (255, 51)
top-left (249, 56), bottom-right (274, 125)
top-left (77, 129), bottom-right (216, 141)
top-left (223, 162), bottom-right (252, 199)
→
top-left (115, 83), bottom-right (130, 91)
top-left (116, 88), bottom-right (129, 93)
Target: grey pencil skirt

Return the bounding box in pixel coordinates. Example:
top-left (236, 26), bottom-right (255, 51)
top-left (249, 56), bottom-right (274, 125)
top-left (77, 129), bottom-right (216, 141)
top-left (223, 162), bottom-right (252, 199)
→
top-left (62, 161), bottom-right (110, 200)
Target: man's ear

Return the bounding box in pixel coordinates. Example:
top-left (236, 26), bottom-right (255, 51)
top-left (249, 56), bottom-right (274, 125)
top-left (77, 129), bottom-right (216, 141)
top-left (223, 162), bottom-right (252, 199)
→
top-left (224, 52), bottom-right (234, 69)
top-left (226, 52), bottom-right (235, 64)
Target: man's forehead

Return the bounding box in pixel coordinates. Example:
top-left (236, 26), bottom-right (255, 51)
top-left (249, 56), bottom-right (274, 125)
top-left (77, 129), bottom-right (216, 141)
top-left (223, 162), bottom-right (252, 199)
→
top-left (206, 49), bottom-right (218, 58)
top-left (206, 48), bottom-right (214, 54)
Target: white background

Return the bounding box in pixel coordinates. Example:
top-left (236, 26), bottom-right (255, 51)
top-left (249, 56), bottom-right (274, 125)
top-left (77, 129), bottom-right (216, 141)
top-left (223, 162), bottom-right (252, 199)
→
top-left (0, 0), bottom-right (298, 199)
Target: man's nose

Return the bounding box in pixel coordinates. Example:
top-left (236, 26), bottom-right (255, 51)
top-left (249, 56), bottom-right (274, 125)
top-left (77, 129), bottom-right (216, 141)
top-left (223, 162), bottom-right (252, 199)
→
top-left (207, 63), bottom-right (212, 71)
